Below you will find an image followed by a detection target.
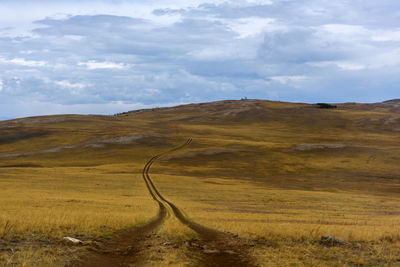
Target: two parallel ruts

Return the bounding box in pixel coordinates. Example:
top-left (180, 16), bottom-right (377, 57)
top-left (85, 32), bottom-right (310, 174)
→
top-left (80, 138), bottom-right (254, 266)
top-left (143, 138), bottom-right (255, 267)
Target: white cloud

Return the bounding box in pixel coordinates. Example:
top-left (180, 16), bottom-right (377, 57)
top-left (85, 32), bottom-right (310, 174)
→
top-left (54, 80), bottom-right (88, 89)
top-left (335, 62), bottom-right (365, 70)
top-left (143, 88), bottom-right (161, 96)
top-left (372, 31), bottom-right (400, 42)
top-left (320, 24), bottom-right (367, 36)
top-left (307, 61), bottom-right (365, 70)
top-left (187, 44), bottom-right (252, 60)
top-left (0, 79), bottom-right (3, 92)
top-left (246, 0), bottom-right (273, 5)
top-left (0, 57), bottom-right (47, 67)
top-left (20, 50), bottom-right (34, 55)
top-left (64, 35), bottom-right (85, 41)
top-left (78, 60), bottom-right (130, 70)
top-left (270, 75), bottom-right (307, 84)
top-left (224, 17), bottom-right (274, 38)
top-left (370, 48), bottom-right (400, 68)
top-left (10, 58), bottom-right (46, 67)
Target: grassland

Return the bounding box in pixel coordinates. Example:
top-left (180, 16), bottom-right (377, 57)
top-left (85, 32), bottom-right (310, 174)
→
top-left (0, 99), bottom-right (399, 266)
top-left (0, 165), bottom-right (157, 265)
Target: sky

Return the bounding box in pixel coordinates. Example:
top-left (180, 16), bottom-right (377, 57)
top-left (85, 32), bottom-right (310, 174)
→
top-left (0, 0), bottom-right (399, 120)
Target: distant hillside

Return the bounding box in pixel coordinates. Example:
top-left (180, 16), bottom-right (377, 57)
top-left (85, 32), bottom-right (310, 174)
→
top-left (1, 98), bottom-right (399, 187)
top-left (117, 98), bottom-right (400, 116)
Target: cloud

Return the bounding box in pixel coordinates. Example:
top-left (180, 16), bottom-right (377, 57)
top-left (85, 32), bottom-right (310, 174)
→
top-left (78, 61), bottom-right (130, 70)
top-left (1, 0), bottom-right (400, 118)
top-left (270, 76), bottom-right (307, 85)
top-left (224, 17), bottom-right (274, 38)
top-left (372, 30), bottom-right (400, 42)
top-left (53, 80), bottom-right (89, 89)
top-left (320, 24), bottom-right (367, 36)
top-left (307, 61), bottom-right (366, 71)
top-left (259, 25), bottom-right (370, 64)
top-left (0, 57), bottom-right (47, 67)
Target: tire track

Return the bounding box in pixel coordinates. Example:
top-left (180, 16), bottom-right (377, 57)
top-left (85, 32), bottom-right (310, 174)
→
top-left (78, 202), bottom-right (166, 267)
top-left (78, 139), bottom-right (193, 267)
top-left (80, 138), bottom-right (255, 266)
top-left (143, 138), bottom-right (255, 267)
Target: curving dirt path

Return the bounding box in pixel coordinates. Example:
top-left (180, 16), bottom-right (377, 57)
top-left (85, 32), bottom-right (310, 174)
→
top-left (77, 202), bottom-right (166, 266)
top-left (78, 140), bottom-right (192, 267)
top-left (142, 138), bottom-right (255, 266)
top-left (79, 139), bottom-right (255, 266)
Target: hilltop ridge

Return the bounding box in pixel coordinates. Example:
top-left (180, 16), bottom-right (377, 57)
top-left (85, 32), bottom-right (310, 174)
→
top-left (1, 98), bottom-right (399, 123)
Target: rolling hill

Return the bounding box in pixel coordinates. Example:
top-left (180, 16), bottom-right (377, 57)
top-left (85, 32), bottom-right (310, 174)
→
top-left (0, 99), bottom-right (399, 266)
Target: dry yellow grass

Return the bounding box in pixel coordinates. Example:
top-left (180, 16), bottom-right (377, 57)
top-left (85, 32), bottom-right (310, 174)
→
top-left (0, 165), bottom-right (157, 265)
top-left (0, 99), bottom-right (399, 265)
top-left (151, 174), bottom-right (400, 242)
top-left (144, 217), bottom-right (198, 266)
top-left (0, 165), bottom-right (156, 238)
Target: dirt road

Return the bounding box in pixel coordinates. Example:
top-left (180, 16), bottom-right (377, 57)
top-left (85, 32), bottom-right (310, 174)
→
top-left (79, 139), bottom-right (255, 266)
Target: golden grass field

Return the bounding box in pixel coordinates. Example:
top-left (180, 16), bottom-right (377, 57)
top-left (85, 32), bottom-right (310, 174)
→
top-left (0, 99), bottom-right (399, 266)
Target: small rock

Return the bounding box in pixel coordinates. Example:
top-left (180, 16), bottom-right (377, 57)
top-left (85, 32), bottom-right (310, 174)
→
top-left (162, 242), bottom-right (173, 246)
top-left (320, 236), bottom-right (349, 247)
top-left (62, 237), bottom-right (83, 245)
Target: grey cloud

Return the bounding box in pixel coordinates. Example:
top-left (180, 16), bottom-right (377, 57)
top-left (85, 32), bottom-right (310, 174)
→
top-left (154, 4), bottom-right (275, 19)
top-left (34, 15), bottom-right (147, 36)
top-left (259, 28), bottom-right (353, 64)
top-left (154, 0), bottom-right (400, 28)
top-left (1, 1), bottom-right (400, 119)
top-left (153, 8), bottom-right (185, 16)
top-left (31, 15), bottom-right (234, 60)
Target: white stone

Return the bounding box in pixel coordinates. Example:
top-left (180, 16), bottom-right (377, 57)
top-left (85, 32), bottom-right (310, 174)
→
top-left (63, 237), bottom-right (83, 245)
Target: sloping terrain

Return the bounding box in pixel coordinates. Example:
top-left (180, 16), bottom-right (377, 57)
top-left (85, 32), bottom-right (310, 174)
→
top-left (0, 99), bottom-right (399, 266)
